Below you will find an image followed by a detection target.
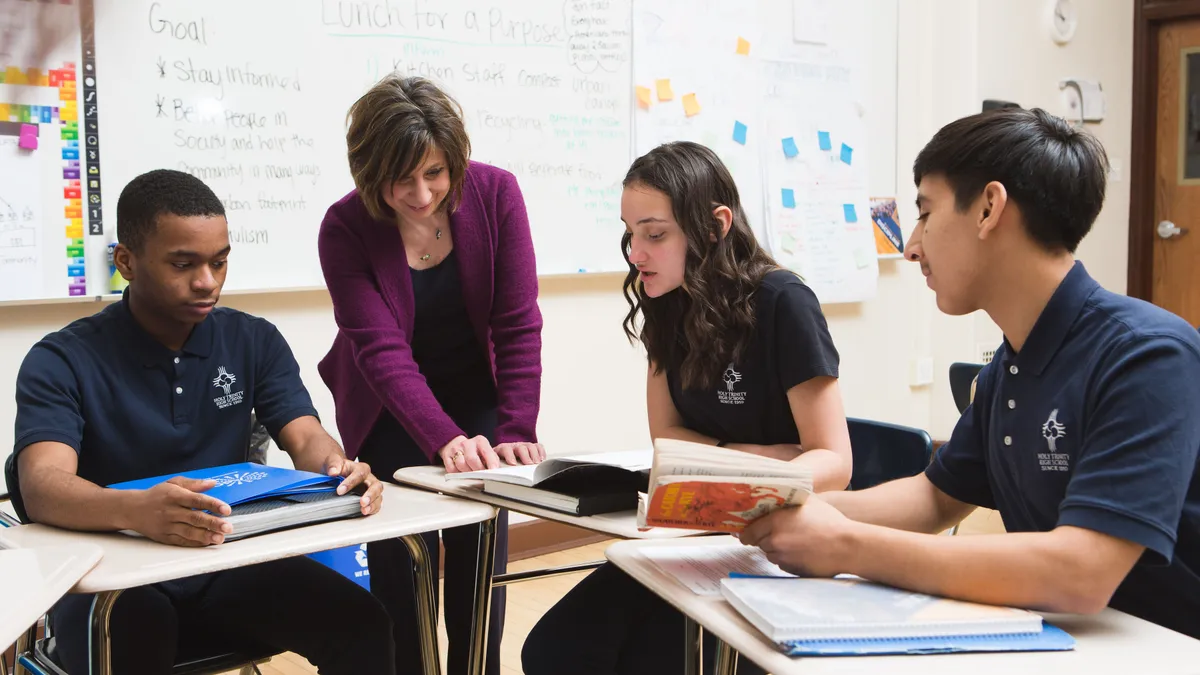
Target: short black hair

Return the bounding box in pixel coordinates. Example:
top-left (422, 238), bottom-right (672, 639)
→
top-left (116, 169), bottom-right (225, 252)
top-left (913, 107), bottom-right (1109, 253)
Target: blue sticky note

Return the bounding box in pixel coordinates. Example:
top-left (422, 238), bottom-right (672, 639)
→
top-left (733, 121), bottom-right (748, 145)
top-left (782, 189), bottom-right (796, 209)
top-left (840, 143), bottom-right (853, 165)
top-left (782, 137), bottom-right (799, 158)
top-left (818, 131), bottom-right (832, 151)
top-left (843, 203), bottom-right (857, 222)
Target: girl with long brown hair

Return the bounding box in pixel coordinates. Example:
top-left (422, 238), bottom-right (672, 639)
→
top-left (522, 141), bottom-right (853, 674)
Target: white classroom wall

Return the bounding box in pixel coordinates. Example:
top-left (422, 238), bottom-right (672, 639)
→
top-left (0, 0), bottom-right (1135, 496)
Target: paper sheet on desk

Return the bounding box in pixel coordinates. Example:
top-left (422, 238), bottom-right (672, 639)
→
top-left (641, 543), bottom-right (794, 595)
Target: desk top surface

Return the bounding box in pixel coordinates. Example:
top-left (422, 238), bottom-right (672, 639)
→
top-left (606, 536), bottom-right (1200, 675)
top-left (0, 543), bottom-right (103, 647)
top-left (395, 465), bottom-right (703, 540)
top-left (0, 484), bottom-right (494, 593)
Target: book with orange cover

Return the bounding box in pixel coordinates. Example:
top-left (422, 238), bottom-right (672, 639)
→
top-left (636, 438), bottom-right (812, 532)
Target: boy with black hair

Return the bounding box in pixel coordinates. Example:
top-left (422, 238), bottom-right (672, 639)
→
top-left (742, 108), bottom-right (1200, 639)
top-left (14, 169), bottom-right (396, 673)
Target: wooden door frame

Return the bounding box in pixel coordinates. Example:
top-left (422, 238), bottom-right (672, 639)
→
top-left (1129, 1), bottom-right (1200, 300)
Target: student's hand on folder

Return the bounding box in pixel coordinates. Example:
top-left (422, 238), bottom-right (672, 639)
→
top-left (739, 496), bottom-right (853, 578)
top-left (494, 442), bottom-right (546, 467)
top-left (128, 477), bottom-right (234, 547)
top-left (323, 456), bottom-right (383, 516)
top-left (439, 435), bottom-right (502, 473)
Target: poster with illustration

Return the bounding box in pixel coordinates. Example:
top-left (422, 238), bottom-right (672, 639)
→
top-left (870, 196), bottom-right (903, 257)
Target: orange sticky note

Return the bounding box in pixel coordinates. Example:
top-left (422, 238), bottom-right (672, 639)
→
top-left (682, 93), bottom-right (701, 117)
top-left (736, 37), bottom-right (751, 55)
top-left (656, 78), bottom-right (673, 102)
top-left (636, 85), bottom-right (652, 109)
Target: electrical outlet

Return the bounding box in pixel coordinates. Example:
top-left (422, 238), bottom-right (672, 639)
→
top-left (910, 356), bottom-right (934, 387)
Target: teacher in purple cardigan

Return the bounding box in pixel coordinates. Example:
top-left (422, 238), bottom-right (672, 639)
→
top-left (317, 73), bottom-right (545, 675)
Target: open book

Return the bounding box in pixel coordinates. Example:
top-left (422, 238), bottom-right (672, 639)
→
top-left (107, 462), bottom-right (365, 542)
top-left (445, 450), bottom-right (651, 516)
top-left (719, 576), bottom-right (1075, 655)
top-left (445, 449), bottom-right (652, 487)
top-left (636, 438), bottom-right (812, 532)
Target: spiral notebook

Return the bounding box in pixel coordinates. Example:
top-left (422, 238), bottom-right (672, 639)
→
top-left (719, 576), bottom-right (1076, 656)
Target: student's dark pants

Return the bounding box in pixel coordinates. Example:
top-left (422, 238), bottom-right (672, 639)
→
top-left (51, 556), bottom-right (396, 675)
top-left (522, 562), bottom-right (766, 675)
top-left (360, 403), bottom-right (509, 675)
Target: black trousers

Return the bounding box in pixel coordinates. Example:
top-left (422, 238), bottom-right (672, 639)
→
top-left (522, 562), bottom-right (766, 675)
top-left (359, 402), bottom-right (509, 675)
top-left (51, 556), bottom-right (395, 675)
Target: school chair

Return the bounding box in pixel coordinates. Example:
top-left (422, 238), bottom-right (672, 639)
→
top-left (2, 430), bottom-right (280, 675)
top-left (846, 417), bottom-right (934, 491)
top-left (949, 362), bottom-right (984, 414)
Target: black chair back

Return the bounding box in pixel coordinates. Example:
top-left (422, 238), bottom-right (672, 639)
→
top-left (847, 417), bottom-right (933, 491)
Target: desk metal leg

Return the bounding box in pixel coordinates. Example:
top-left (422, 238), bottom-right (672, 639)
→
top-left (88, 589), bottom-right (122, 675)
top-left (713, 638), bottom-right (739, 675)
top-left (469, 516), bottom-right (497, 675)
top-left (400, 534), bottom-right (441, 675)
top-left (13, 622), bottom-right (38, 675)
top-left (684, 615), bottom-right (702, 675)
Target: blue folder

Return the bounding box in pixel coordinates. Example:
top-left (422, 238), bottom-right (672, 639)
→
top-left (779, 623), bottom-right (1076, 656)
top-left (107, 462), bottom-right (344, 508)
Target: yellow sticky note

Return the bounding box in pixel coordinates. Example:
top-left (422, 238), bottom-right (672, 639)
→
top-left (636, 85), bottom-right (652, 109)
top-left (682, 93), bottom-right (701, 117)
top-left (0, 104), bottom-right (10, 121)
top-left (736, 37), bottom-right (751, 55)
top-left (656, 78), bottom-right (673, 101)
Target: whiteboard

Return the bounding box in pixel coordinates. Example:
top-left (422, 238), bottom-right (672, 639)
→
top-left (633, 0), bottom-right (890, 304)
top-left (0, 0), bottom-right (898, 304)
top-left (91, 0), bottom-right (634, 291)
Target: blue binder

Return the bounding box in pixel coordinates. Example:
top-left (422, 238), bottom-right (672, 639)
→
top-left (107, 462), bottom-right (344, 508)
top-left (779, 623), bottom-right (1076, 656)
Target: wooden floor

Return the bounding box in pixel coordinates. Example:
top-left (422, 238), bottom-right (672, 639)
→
top-left (225, 539), bottom-right (615, 675)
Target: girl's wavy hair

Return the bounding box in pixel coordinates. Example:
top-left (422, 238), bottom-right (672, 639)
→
top-left (621, 141), bottom-right (780, 390)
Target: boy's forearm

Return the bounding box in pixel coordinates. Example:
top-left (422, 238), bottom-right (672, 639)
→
top-left (822, 474), bottom-right (971, 533)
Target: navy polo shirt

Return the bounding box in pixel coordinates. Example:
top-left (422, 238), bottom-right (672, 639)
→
top-left (14, 293), bottom-right (318, 489)
top-left (927, 262), bottom-right (1200, 639)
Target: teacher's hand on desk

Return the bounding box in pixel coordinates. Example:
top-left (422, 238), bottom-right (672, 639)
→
top-left (322, 455), bottom-right (384, 516)
top-left (739, 496), bottom-right (853, 578)
top-left (438, 436), bottom-right (546, 473)
top-left (494, 441), bottom-right (546, 466)
top-left (124, 477), bottom-right (233, 547)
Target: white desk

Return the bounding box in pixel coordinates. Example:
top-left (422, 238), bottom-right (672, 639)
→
top-left (395, 464), bottom-right (705, 540)
top-left (395, 464), bottom-right (707, 673)
top-left (607, 536), bottom-right (1200, 675)
top-left (0, 484), bottom-right (495, 675)
top-left (0, 544), bottom-right (102, 650)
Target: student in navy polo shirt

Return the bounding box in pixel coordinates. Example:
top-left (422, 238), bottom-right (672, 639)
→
top-left (13, 169), bottom-right (396, 674)
top-left (742, 107), bottom-right (1200, 639)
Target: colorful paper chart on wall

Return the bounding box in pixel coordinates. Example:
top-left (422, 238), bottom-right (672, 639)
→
top-left (0, 0), bottom-right (98, 303)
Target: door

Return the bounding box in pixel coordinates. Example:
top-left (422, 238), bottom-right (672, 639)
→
top-left (1154, 20), bottom-right (1200, 327)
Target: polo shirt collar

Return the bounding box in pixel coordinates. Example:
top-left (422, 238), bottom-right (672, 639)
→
top-left (114, 289), bottom-right (215, 365)
top-left (1003, 260), bottom-right (1099, 376)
